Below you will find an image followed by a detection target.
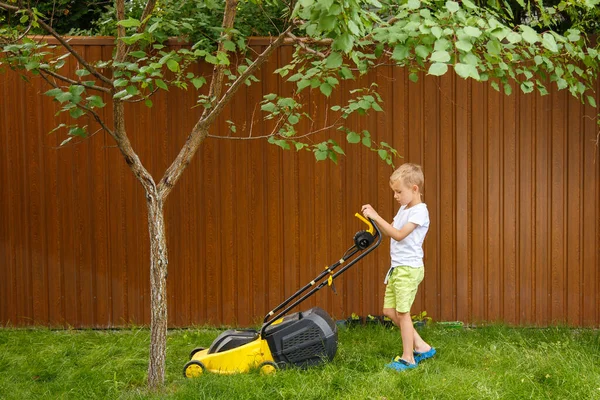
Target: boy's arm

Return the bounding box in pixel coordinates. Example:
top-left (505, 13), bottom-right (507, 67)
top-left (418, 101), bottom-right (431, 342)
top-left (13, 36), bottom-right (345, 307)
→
top-left (361, 204), bottom-right (418, 242)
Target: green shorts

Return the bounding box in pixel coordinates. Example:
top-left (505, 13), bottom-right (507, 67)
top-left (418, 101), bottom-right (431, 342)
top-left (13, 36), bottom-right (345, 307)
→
top-left (383, 266), bottom-right (424, 313)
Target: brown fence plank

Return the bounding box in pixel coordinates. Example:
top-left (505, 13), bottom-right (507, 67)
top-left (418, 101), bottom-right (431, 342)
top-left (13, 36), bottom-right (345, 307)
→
top-left (471, 80), bottom-right (487, 322)
top-left (534, 90), bottom-right (551, 325)
top-left (455, 77), bottom-right (470, 323)
top-left (550, 89), bottom-right (567, 324)
top-left (518, 90), bottom-right (534, 325)
top-left (439, 73), bottom-right (455, 321)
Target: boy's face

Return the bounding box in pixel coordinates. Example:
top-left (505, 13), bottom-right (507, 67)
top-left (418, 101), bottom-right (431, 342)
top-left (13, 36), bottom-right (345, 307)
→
top-left (390, 179), bottom-right (418, 207)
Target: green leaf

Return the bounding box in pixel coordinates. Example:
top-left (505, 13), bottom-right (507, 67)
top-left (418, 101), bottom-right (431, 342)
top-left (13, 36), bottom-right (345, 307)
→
top-left (86, 95), bottom-right (105, 108)
top-left (113, 90), bottom-right (129, 99)
top-left (69, 108), bottom-right (85, 119)
top-left (520, 25), bottom-right (538, 44)
top-left (68, 126), bottom-right (87, 137)
top-left (504, 83), bottom-right (512, 95)
top-left (456, 40), bottom-right (473, 52)
top-left (297, 80), bottom-right (311, 91)
top-left (520, 81), bottom-right (534, 93)
top-left (339, 67), bottom-right (353, 80)
top-left (69, 85), bottom-right (85, 97)
top-left (430, 50), bottom-right (450, 63)
top-left (167, 59), bottom-right (180, 73)
top-left (428, 63), bottom-right (448, 76)
top-left (320, 82), bottom-right (333, 97)
top-left (334, 33), bottom-right (353, 53)
top-left (463, 26), bottom-right (482, 38)
top-left (325, 52), bottom-right (343, 69)
top-left (126, 86), bottom-right (138, 96)
top-left (542, 33), bottom-right (558, 52)
top-left (222, 40), bottom-right (236, 52)
top-left (347, 131), bottom-right (361, 144)
top-left (314, 149), bottom-right (328, 161)
top-left (486, 39), bottom-right (502, 55)
top-left (129, 51), bottom-right (147, 58)
top-left (56, 92), bottom-right (73, 103)
top-left (145, 99), bottom-right (153, 108)
top-left (362, 134), bottom-right (372, 147)
top-left (408, 73), bottom-right (419, 83)
top-left (415, 45), bottom-right (430, 59)
top-left (287, 73), bottom-right (303, 82)
top-left (155, 79), bottom-right (168, 91)
top-left (446, 1), bottom-right (460, 13)
top-left (392, 45), bottom-right (409, 62)
top-left (566, 30), bottom-right (580, 42)
top-left (192, 77), bottom-right (206, 89)
top-left (378, 149), bottom-right (388, 161)
top-left (407, 0), bottom-right (421, 9)
top-left (114, 78), bottom-right (128, 87)
top-left (75, 69), bottom-right (91, 77)
top-left (294, 142), bottom-right (307, 151)
top-left (117, 18), bottom-right (141, 28)
top-left (45, 88), bottom-right (63, 98)
top-left (586, 95), bottom-right (596, 108)
top-left (348, 20), bottom-right (360, 36)
top-left (454, 63), bottom-right (474, 79)
top-left (506, 32), bottom-right (521, 44)
top-left (261, 102), bottom-right (277, 113)
top-left (332, 145), bottom-right (345, 155)
top-left (288, 114), bottom-right (300, 125)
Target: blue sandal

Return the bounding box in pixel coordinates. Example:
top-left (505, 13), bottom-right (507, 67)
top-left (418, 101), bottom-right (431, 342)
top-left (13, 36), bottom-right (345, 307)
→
top-left (385, 356), bottom-right (418, 371)
top-left (414, 347), bottom-right (436, 363)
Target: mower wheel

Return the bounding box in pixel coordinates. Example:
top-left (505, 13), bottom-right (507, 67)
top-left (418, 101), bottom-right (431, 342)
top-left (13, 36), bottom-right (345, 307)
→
top-left (183, 360), bottom-right (206, 378)
top-left (258, 361), bottom-right (279, 375)
top-left (189, 347), bottom-right (206, 359)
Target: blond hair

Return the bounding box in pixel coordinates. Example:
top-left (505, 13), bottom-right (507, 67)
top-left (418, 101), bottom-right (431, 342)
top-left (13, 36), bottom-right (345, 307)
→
top-left (390, 163), bottom-right (424, 193)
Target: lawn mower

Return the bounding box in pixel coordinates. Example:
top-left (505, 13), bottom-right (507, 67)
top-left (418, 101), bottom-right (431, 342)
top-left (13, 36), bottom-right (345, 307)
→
top-left (183, 213), bottom-right (381, 377)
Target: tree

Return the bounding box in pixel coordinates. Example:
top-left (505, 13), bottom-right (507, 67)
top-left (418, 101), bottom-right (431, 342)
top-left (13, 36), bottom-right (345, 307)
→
top-left (1, 0), bottom-right (599, 389)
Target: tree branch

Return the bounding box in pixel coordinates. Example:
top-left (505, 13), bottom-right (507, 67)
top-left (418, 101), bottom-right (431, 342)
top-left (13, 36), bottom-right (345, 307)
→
top-left (123, 0), bottom-right (158, 60)
top-left (0, 2), bottom-right (113, 86)
top-left (157, 23), bottom-right (295, 200)
top-left (201, 25), bottom-right (295, 128)
top-left (112, 101), bottom-right (156, 194)
top-left (285, 32), bottom-right (328, 58)
top-left (204, 0), bottom-right (239, 109)
top-left (39, 72), bottom-right (116, 139)
top-left (138, 0), bottom-right (158, 33)
top-left (40, 68), bottom-right (111, 93)
top-left (115, 0), bottom-right (127, 63)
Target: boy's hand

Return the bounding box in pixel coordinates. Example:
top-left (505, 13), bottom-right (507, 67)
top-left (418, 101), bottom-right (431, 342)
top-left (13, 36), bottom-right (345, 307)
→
top-left (361, 204), bottom-right (380, 220)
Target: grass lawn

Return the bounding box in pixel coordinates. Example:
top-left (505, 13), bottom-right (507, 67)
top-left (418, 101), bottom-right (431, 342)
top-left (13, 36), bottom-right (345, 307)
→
top-left (1, 323), bottom-right (599, 399)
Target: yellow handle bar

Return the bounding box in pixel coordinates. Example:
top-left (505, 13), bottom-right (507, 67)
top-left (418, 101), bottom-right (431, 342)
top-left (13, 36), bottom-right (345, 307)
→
top-left (354, 213), bottom-right (374, 234)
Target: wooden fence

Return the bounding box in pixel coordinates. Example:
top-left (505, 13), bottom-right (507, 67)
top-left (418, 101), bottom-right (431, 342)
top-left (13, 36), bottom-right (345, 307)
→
top-left (1, 38), bottom-right (599, 328)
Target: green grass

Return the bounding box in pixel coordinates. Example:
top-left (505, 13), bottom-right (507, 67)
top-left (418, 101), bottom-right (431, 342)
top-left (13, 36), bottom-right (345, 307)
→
top-left (1, 324), bottom-right (599, 399)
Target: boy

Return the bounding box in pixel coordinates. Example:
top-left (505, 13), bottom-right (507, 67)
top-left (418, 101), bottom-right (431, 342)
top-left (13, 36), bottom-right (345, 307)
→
top-left (361, 163), bottom-right (435, 371)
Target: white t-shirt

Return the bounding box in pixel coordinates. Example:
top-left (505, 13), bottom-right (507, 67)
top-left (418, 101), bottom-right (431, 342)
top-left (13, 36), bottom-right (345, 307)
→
top-left (390, 203), bottom-right (430, 269)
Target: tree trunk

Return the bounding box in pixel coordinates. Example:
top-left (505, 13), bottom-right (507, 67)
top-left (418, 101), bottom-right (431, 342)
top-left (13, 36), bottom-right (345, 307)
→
top-left (146, 192), bottom-right (168, 388)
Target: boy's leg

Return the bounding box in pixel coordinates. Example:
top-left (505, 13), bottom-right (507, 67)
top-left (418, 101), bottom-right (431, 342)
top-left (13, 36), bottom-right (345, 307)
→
top-left (413, 327), bottom-right (432, 353)
top-left (397, 311), bottom-right (417, 363)
top-left (382, 308), bottom-right (415, 364)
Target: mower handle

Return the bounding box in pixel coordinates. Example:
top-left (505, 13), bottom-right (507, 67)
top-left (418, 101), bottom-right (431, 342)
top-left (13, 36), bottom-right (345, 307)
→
top-left (354, 212), bottom-right (375, 235)
top-left (260, 214), bottom-right (381, 337)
